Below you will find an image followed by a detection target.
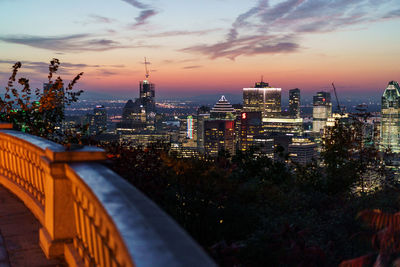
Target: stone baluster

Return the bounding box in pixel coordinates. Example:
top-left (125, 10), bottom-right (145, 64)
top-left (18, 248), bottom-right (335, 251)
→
top-left (39, 146), bottom-right (106, 259)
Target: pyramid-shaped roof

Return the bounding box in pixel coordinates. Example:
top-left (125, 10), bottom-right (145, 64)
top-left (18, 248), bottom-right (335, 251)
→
top-left (211, 95), bottom-right (235, 113)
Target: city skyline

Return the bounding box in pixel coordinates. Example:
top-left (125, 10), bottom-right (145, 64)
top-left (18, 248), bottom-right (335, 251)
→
top-left (1, 0), bottom-right (400, 98)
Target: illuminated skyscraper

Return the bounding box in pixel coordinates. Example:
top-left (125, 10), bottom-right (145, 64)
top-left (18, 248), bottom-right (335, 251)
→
top-left (380, 81), bottom-right (400, 153)
top-left (196, 106), bottom-right (210, 152)
top-left (140, 57), bottom-right (156, 116)
top-left (243, 80), bottom-right (281, 118)
top-left (88, 105), bottom-right (107, 135)
top-left (204, 96), bottom-right (235, 156)
top-left (204, 120), bottom-right (235, 156)
top-left (239, 111), bottom-right (262, 151)
top-left (139, 80), bottom-right (155, 115)
top-left (210, 95), bottom-right (235, 119)
top-left (289, 88), bottom-right (300, 118)
top-left (312, 91), bottom-right (332, 133)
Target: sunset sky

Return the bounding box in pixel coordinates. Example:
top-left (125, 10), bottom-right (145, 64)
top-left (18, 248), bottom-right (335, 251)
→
top-left (0, 0), bottom-right (400, 99)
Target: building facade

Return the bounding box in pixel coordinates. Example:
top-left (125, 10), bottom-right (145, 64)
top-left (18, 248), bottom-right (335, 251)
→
top-left (243, 80), bottom-right (281, 118)
top-left (312, 91), bottom-right (332, 133)
top-left (289, 88), bottom-right (300, 118)
top-left (239, 111), bottom-right (263, 151)
top-left (288, 138), bottom-right (317, 165)
top-left (380, 81), bottom-right (400, 153)
top-left (204, 96), bottom-right (236, 156)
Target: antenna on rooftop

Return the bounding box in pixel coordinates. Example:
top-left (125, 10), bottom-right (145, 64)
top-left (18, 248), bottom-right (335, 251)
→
top-left (261, 75), bottom-right (264, 83)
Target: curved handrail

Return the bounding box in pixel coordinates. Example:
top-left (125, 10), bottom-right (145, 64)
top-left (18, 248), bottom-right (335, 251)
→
top-left (66, 163), bottom-right (215, 267)
top-left (0, 129), bottom-right (62, 224)
top-left (0, 128), bottom-right (215, 267)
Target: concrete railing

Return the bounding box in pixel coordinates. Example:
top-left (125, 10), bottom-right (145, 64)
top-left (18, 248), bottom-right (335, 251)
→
top-left (0, 124), bottom-right (215, 267)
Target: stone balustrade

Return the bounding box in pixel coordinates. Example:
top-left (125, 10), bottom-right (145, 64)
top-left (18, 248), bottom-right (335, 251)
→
top-left (0, 124), bottom-right (215, 267)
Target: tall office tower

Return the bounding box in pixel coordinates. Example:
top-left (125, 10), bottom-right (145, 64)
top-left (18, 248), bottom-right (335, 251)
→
top-left (210, 95), bottom-right (235, 119)
top-left (239, 111), bottom-right (262, 151)
top-left (204, 120), bottom-right (235, 156)
top-left (93, 105), bottom-right (107, 134)
top-left (380, 81), bottom-right (400, 153)
top-left (243, 80), bottom-right (281, 118)
top-left (139, 80), bottom-right (155, 115)
top-left (289, 88), bottom-right (300, 118)
top-left (178, 115), bottom-right (198, 147)
top-left (204, 96), bottom-right (235, 156)
top-left (139, 58), bottom-right (156, 116)
top-left (232, 103), bottom-right (243, 150)
top-left (196, 106), bottom-right (210, 153)
top-left (312, 91), bottom-right (332, 133)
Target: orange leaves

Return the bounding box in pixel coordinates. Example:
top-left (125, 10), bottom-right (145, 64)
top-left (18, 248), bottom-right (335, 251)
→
top-left (339, 254), bottom-right (375, 267)
top-left (358, 209), bottom-right (400, 231)
top-left (1, 59), bottom-right (84, 140)
top-left (341, 209), bottom-right (400, 266)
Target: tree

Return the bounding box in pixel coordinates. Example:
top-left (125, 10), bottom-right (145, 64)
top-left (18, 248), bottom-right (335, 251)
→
top-left (321, 119), bottom-right (380, 195)
top-left (0, 59), bottom-right (83, 141)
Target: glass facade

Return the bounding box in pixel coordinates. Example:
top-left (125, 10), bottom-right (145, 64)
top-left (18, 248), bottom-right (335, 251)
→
top-left (243, 87), bottom-right (282, 118)
top-left (289, 88), bottom-right (300, 118)
top-left (380, 81), bottom-right (400, 153)
top-left (312, 91), bottom-right (332, 133)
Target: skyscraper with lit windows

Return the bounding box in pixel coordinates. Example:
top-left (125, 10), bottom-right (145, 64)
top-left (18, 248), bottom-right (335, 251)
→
top-left (312, 91), bottom-right (332, 133)
top-left (380, 81), bottom-right (400, 153)
top-left (204, 96), bottom-right (235, 156)
top-left (289, 88), bottom-right (300, 118)
top-left (243, 80), bottom-right (281, 118)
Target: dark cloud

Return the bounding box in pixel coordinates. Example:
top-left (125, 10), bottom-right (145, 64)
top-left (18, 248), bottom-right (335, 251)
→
top-left (182, 65), bottom-right (203, 69)
top-left (131, 9), bottom-right (158, 27)
top-left (146, 29), bottom-right (221, 38)
top-left (121, 0), bottom-right (148, 9)
top-left (76, 14), bottom-right (116, 26)
top-left (182, 34), bottom-right (299, 60)
top-left (0, 34), bottom-right (134, 52)
top-left (183, 0), bottom-right (400, 59)
top-left (121, 0), bottom-right (158, 27)
top-left (384, 9), bottom-right (400, 18)
top-left (97, 69), bottom-right (118, 76)
top-left (0, 60), bottom-right (126, 75)
top-left (88, 14), bottom-right (115, 24)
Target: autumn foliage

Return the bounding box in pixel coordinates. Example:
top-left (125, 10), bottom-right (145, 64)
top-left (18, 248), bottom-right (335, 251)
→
top-left (0, 59), bottom-right (83, 140)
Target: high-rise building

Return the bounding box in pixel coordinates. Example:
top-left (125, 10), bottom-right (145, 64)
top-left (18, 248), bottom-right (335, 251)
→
top-left (239, 111), bottom-right (262, 151)
top-left (116, 61), bottom-right (157, 135)
top-left (93, 105), bottom-right (107, 134)
top-left (140, 57), bottom-right (156, 116)
top-left (252, 135), bottom-right (275, 158)
top-left (312, 91), bottom-right (332, 133)
top-left (288, 138), bottom-right (317, 165)
top-left (140, 80), bottom-right (155, 115)
top-left (262, 117), bottom-right (303, 135)
top-left (243, 80), bottom-right (281, 118)
top-left (210, 95), bottom-right (235, 119)
top-left (115, 99), bottom-right (147, 134)
top-left (196, 106), bottom-right (210, 153)
top-left (380, 81), bottom-right (400, 153)
top-left (289, 88), bottom-right (300, 118)
top-left (204, 120), bottom-right (235, 156)
top-left (204, 96), bottom-right (235, 156)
